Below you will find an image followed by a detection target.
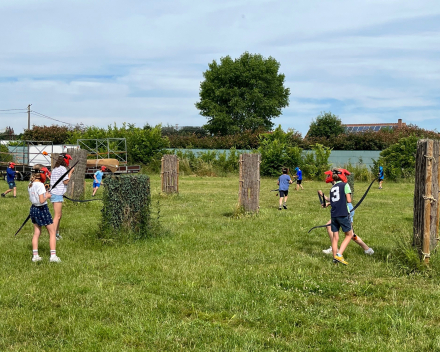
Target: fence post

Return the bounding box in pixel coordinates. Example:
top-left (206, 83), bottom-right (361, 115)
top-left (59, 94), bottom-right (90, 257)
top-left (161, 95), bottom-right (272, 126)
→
top-left (161, 154), bottom-right (179, 193)
top-left (66, 148), bottom-right (88, 199)
top-left (238, 153), bottom-right (260, 212)
top-left (413, 139), bottom-right (440, 264)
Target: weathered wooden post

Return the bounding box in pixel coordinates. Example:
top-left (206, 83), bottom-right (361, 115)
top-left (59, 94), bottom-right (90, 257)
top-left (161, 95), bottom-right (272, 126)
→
top-left (161, 154), bottom-right (179, 193)
top-left (413, 139), bottom-right (440, 264)
top-left (238, 153), bottom-right (261, 212)
top-left (66, 148), bottom-right (88, 199)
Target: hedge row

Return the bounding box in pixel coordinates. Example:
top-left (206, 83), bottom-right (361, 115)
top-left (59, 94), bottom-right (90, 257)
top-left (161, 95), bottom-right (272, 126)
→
top-left (168, 125), bottom-right (440, 151)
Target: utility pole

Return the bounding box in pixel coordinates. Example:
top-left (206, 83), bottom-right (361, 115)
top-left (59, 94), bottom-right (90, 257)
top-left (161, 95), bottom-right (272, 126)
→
top-left (27, 104), bottom-right (32, 130)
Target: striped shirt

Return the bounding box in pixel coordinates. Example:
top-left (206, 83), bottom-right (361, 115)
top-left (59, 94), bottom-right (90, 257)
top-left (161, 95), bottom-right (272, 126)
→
top-left (50, 166), bottom-right (69, 195)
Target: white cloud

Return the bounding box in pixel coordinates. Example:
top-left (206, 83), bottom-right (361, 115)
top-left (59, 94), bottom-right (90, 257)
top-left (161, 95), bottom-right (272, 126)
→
top-left (0, 0), bottom-right (439, 136)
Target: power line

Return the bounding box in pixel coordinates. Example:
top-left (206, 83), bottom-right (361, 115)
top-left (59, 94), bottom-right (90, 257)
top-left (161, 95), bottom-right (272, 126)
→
top-left (31, 110), bottom-right (75, 126)
top-left (0, 111), bottom-right (27, 114)
top-left (0, 108), bottom-right (27, 111)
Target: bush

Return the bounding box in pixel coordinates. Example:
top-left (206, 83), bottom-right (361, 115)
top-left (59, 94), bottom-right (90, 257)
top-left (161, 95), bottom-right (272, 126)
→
top-left (0, 145), bottom-right (13, 162)
top-left (373, 135), bottom-right (418, 181)
top-left (67, 123), bottom-right (170, 165)
top-left (22, 124), bottom-right (84, 144)
top-left (307, 112), bottom-right (345, 138)
top-left (98, 175), bottom-right (152, 240)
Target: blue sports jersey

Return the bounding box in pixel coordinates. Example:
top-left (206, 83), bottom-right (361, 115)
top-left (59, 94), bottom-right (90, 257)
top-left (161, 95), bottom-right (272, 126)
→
top-left (296, 170), bottom-right (302, 180)
top-left (330, 181), bottom-right (350, 218)
top-left (94, 170), bottom-right (103, 184)
top-left (379, 167), bottom-right (384, 179)
top-left (278, 174), bottom-right (291, 191)
top-left (6, 168), bottom-right (16, 183)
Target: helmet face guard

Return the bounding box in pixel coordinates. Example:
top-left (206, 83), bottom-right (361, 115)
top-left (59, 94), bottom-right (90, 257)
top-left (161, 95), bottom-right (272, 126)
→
top-left (31, 167), bottom-right (51, 184)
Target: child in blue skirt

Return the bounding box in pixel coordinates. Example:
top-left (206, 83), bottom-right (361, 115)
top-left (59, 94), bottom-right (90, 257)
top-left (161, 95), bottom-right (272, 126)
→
top-left (28, 165), bottom-right (61, 262)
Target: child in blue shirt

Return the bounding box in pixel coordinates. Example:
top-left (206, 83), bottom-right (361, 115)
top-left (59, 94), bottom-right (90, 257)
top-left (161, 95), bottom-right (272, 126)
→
top-left (277, 168), bottom-right (293, 210)
top-left (1, 162), bottom-right (17, 198)
top-left (92, 166), bottom-right (106, 196)
top-left (378, 166), bottom-right (384, 189)
top-left (295, 167), bottom-right (304, 190)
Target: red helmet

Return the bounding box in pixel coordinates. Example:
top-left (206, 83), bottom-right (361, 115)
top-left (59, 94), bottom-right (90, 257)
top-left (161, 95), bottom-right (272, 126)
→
top-left (324, 168), bottom-right (350, 183)
top-left (8, 162), bottom-right (16, 169)
top-left (41, 167), bottom-right (51, 178)
top-left (61, 153), bottom-right (72, 167)
top-left (32, 166), bottom-right (51, 183)
top-left (101, 166), bottom-right (106, 171)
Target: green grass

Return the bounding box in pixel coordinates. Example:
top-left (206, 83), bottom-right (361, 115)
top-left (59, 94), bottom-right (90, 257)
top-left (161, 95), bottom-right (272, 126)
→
top-left (1, 176), bottom-right (439, 351)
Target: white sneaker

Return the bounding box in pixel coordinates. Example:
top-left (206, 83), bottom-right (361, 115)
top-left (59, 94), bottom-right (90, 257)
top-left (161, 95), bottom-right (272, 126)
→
top-left (322, 247), bottom-right (333, 254)
top-left (56, 233), bottom-right (62, 241)
top-left (364, 248), bottom-right (374, 255)
top-left (32, 255), bottom-right (42, 262)
top-left (50, 255), bottom-right (62, 263)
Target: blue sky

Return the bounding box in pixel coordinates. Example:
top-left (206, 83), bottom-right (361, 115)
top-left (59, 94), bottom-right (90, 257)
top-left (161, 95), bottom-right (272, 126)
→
top-left (0, 0), bottom-right (439, 136)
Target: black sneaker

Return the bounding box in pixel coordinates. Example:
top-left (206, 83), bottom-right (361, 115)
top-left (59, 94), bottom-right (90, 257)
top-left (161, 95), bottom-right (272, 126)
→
top-left (1, 193), bottom-right (5, 198)
top-left (283, 204), bottom-right (287, 209)
top-left (278, 207), bottom-right (282, 210)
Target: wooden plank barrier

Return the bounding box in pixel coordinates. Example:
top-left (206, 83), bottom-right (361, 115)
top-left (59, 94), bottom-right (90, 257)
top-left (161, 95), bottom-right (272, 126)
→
top-left (238, 153), bottom-right (261, 213)
top-left (161, 155), bottom-right (179, 193)
top-left (413, 139), bottom-right (440, 264)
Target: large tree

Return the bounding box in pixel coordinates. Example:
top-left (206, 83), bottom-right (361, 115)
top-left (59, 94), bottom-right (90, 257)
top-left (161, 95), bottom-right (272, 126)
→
top-left (307, 112), bottom-right (345, 138)
top-left (196, 52), bottom-right (290, 135)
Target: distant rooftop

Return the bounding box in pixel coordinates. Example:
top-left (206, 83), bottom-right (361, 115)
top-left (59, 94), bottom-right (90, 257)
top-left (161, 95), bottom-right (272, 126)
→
top-left (343, 119), bottom-right (406, 133)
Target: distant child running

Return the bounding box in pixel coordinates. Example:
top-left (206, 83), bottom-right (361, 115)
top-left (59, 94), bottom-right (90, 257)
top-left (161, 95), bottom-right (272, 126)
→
top-left (378, 166), bottom-right (384, 189)
top-left (92, 166), bottom-right (106, 196)
top-left (50, 153), bottom-right (74, 240)
top-left (28, 165), bottom-right (61, 262)
top-left (295, 167), bottom-right (303, 190)
top-left (322, 169), bottom-right (354, 265)
top-left (277, 167), bottom-right (293, 210)
top-left (2, 162), bottom-right (17, 198)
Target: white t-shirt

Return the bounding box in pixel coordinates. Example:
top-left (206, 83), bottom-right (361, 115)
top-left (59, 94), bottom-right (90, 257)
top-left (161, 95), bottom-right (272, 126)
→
top-left (28, 181), bottom-right (48, 206)
top-left (50, 166), bottom-right (69, 196)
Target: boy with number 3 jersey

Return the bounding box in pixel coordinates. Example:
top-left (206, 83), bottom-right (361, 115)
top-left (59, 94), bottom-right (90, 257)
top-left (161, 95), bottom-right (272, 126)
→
top-left (324, 169), bottom-right (353, 265)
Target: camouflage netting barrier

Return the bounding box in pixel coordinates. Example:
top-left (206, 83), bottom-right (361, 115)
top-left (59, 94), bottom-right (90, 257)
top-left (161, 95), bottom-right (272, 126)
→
top-left (99, 174), bottom-right (151, 240)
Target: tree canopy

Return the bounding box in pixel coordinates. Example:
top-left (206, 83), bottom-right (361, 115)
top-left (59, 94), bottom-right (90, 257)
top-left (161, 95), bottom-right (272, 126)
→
top-left (307, 112), bottom-right (345, 138)
top-left (195, 52), bottom-right (290, 135)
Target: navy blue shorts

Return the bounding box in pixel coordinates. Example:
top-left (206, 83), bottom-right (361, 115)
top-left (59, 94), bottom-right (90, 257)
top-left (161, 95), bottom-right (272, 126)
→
top-left (331, 216), bottom-right (352, 233)
top-left (30, 204), bottom-right (53, 226)
top-left (296, 179), bottom-right (302, 184)
top-left (279, 190), bottom-right (288, 197)
top-left (93, 182), bottom-right (101, 188)
top-left (8, 181), bottom-right (16, 189)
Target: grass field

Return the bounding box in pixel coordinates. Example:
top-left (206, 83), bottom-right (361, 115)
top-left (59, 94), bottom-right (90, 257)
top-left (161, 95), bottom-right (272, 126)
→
top-left (1, 175), bottom-right (439, 351)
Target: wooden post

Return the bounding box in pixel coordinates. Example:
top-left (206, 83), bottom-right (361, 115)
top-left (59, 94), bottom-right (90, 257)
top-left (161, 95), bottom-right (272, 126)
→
top-left (66, 148), bottom-right (88, 199)
top-left (238, 153), bottom-right (260, 212)
top-left (161, 154), bottom-right (179, 193)
top-left (413, 139), bottom-right (440, 264)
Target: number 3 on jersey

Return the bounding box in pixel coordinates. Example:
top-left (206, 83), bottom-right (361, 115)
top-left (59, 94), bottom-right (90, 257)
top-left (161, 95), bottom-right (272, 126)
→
top-left (331, 186), bottom-right (340, 202)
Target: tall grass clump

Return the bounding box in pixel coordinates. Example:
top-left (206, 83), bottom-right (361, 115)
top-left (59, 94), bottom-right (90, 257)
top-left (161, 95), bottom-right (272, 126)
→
top-left (175, 148), bottom-right (240, 176)
top-left (387, 232), bottom-right (430, 275)
top-left (342, 159), bottom-right (374, 182)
